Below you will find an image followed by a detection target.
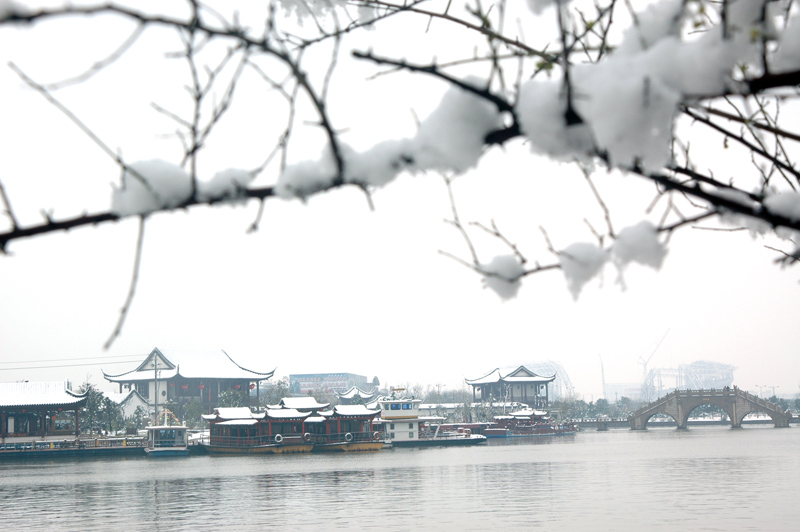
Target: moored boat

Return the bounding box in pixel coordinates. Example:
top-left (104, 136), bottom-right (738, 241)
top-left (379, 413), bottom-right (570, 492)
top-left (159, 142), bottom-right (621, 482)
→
top-left (201, 407), bottom-right (314, 454)
top-left (376, 391), bottom-right (487, 447)
top-left (307, 405), bottom-right (384, 452)
top-left (144, 425), bottom-right (189, 457)
top-left (485, 408), bottom-right (577, 438)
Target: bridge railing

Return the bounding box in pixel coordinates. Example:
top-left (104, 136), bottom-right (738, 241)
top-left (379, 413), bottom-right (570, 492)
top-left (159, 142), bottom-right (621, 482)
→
top-left (632, 388), bottom-right (790, 419)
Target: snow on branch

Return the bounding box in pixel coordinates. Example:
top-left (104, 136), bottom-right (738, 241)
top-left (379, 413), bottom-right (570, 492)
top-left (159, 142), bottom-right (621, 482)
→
top-left (3, 0), bottom-right (800, 303)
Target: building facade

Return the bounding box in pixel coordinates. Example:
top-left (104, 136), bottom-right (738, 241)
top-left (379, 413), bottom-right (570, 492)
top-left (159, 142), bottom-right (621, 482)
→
top-left (0, 381), bottom-right (88, 438)
top-left (465, 366), bottom-right (556, 409)
top-left (103, 347), bottom-right (274, 415)
top-left (289, 373), bottom-right (373, 395)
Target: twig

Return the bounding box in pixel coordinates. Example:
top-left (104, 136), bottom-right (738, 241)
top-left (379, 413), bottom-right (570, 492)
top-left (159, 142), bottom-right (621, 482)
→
top-left (104, 216), bottom-right (146, 350)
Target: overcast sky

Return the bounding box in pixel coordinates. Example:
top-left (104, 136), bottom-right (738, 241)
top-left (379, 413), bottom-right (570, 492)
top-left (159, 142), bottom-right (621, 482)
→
top-left (1, 1), bottom-right (798, 401)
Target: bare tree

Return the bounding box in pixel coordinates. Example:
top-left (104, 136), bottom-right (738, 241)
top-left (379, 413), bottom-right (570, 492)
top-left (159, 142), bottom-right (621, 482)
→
top-left (2, 0), bottom-right (800, 344)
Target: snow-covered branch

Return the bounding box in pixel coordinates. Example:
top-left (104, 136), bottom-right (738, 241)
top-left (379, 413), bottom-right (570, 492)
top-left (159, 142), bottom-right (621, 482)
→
top-left (2, 0), bottom-right (800, 312)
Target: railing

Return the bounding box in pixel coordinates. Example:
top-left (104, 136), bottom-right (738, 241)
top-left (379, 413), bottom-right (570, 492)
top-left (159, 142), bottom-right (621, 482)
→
top-left (202, 433), bottom-right (308, 448)
top-left (311, 431), bottom-right (380, 445)
top-left (630, 388), bottom-right (791, 420)
top-left (0, 437), bottom-right (146, 452)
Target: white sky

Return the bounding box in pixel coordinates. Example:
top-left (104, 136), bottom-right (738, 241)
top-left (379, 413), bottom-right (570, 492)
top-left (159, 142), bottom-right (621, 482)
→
top-left (1, 1), bottom-right (798, 400)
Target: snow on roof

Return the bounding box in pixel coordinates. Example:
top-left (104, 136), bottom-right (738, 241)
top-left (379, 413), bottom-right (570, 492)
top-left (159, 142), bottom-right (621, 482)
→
top-left (265, 408), bottom-right (311, 419)
top-left (106, 389), bottom-right (147, 405)
top-left (335, 386), bottom-right (377, 399)
top-left (279, 397), bottom-right (329, 410)
top-left (464, 368), bottom-right (503, 385)
top-left (333, 405), bottom-right (380, 417)
top-left (216, 419), bottom-right (259, 426)
top-left (0, 381), bottom-right (88, 407)
top-left (464, 366), bottom-right (556, 385)
top-left (202, 407), bottom-right (263, 422)
top-left (103, 347), bottom-right (274, 383)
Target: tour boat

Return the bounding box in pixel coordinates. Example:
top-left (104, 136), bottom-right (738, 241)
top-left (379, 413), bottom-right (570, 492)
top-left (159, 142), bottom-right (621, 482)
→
top-left (376, 391), bottom-right (487, 447)
top-left (144, 425), bottom-right (189, 457)
top-left (201, 407), bottom-right (314, 454)
top-left (307, 405), bottom-right (384, 452)
top-left (484, 408), bottom-right (577, 438)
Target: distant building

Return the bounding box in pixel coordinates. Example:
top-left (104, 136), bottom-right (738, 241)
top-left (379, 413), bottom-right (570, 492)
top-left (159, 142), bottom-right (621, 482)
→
top-left (603, 382), bottom-right (644, 402)
top-left (106, 389), bottom-right (149, 419)
top-left (519, 361), bottom-right (575, 401)
top-left (465, 366), bottom-right (556, 408)
top-left (103, 347), bottom-right (275, 414)
top-left (0, 381), bottom-right (87, 438)
top-left (289, 373), bottom-right (372, 395)
top-left (642, 361), bottom-right (736, 400)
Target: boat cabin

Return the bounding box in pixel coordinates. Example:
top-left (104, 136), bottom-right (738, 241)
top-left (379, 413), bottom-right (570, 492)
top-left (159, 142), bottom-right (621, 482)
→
top-left (145, 425), bottom-right (189, 456)
top-left (377, 393), bottom-right (425, 444)
top-left (202, 406), bottom-right (313, 451)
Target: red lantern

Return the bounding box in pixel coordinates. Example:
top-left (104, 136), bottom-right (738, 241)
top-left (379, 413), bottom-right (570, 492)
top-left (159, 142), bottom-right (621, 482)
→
top-left (199, 384), bottom-right (205, 389)
top-left (249, 384), bottom-right (256, 390)
top-left (234, 385), bottom-right (241, 390)
top-left (170, 382), bottom-right (175, 386)
top-left (181, 385), bottom-right (188, 390)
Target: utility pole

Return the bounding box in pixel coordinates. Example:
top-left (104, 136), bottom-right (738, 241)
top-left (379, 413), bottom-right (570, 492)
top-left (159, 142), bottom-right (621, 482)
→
top-left (153, 355), bottom-right (158, 425)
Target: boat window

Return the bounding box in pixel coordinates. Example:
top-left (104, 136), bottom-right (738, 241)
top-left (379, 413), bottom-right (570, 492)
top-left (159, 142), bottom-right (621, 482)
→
top-left (409, 432), bottom-right (414, 438)
top-left (408, 423), bottom-right (413, 429)
top-left (390, 423), bottom-right (395, 429)
top-left (390, 404), bottom-right (401, 410)
top-left (390, 432), bottom-right (395, 439)
top-left (402, 404), bottom-right (411, 410)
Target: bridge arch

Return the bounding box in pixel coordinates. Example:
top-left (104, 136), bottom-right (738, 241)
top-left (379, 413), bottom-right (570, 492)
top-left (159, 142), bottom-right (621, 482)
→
top-left (629, 388), bottom-right (791, 430)
top-left (636, 411), bottom-right (679, 429)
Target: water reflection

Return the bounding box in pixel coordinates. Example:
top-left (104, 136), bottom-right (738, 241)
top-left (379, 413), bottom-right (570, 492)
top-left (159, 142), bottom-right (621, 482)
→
top-left (0, 427), bottom-right (797, 531)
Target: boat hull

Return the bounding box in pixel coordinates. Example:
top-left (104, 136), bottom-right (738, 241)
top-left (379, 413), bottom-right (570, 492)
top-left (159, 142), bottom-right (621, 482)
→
top-left (201, 443), bottom-right (313, 454)
top-left (314, 441), bottom-right (384, 452)
top-left (484, 429), bottom-right (577, 438)
top-left (390, 435), bottom-right (487, 447)
top-left (145, 447), bottom-right (189, 457)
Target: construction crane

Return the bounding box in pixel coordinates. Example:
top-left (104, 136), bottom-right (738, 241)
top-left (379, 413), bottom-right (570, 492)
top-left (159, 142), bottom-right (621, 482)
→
top-left (599, 355), bottom-right (606, 401)
top-left (639, 329), bottom-right (670, 382)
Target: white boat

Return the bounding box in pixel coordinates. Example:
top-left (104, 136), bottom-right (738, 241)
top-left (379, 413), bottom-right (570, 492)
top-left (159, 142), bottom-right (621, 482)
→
top-left (144, 425), bottom-right (189, 457)
top-left (376, 390), bottom-right (487, 447)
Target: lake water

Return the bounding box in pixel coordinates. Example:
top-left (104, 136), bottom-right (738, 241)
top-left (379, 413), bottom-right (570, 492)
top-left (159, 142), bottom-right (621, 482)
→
top-left (1, 426), bottom-right (798, 531)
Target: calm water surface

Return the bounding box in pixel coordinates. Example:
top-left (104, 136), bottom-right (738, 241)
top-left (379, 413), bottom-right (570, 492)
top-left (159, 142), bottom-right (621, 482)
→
top-left (1, 426), bottom-right (798, 531)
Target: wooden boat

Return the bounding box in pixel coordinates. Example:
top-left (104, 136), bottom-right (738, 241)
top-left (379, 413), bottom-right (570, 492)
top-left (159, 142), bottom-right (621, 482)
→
top-left (144, 425), bottom-right (189, 457)
top-left (308, 405), bottom-right (384, 452)
top-left (377, 391), bottom-right (487, 447)
top-left (485, 408), bottom-right (577, 438)
top-left (201, 407), bottom-right (314, 454)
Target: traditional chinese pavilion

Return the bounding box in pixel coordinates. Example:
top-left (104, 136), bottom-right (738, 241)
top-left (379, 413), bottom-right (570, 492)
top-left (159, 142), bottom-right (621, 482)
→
top-left (0, 381), bottom-right (88, 438)
top-left (102, 347), bottom-right (275, 414)
top-left (465, 366), bottom-right (556, 408)
top-left (335, 386), bottom-right (379, 405)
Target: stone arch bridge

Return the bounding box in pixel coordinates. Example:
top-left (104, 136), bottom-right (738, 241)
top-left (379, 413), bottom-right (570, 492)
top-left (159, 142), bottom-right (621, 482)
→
top-left (629, 388), bottom-right (791, 430)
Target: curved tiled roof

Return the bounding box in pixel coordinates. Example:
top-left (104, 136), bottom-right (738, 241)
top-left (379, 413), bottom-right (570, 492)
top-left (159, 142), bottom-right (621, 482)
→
top-left (464, 365), bottom-right (556, 385)
top-left (103, 347), bottom-right (274, 383)
top-left (0, 381), bottom-right (88, 408)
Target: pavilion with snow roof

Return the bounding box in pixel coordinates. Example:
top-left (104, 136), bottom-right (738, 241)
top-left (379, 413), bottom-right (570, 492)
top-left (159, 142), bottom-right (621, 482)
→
top-left (335, 386), bottom-right (379, 405)
top-left (0, 381), bottom-right (88, 438)
top-left (464, 366), bottom-right (556, 408)
top-left (103, 347), bottom-right (275, 414)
